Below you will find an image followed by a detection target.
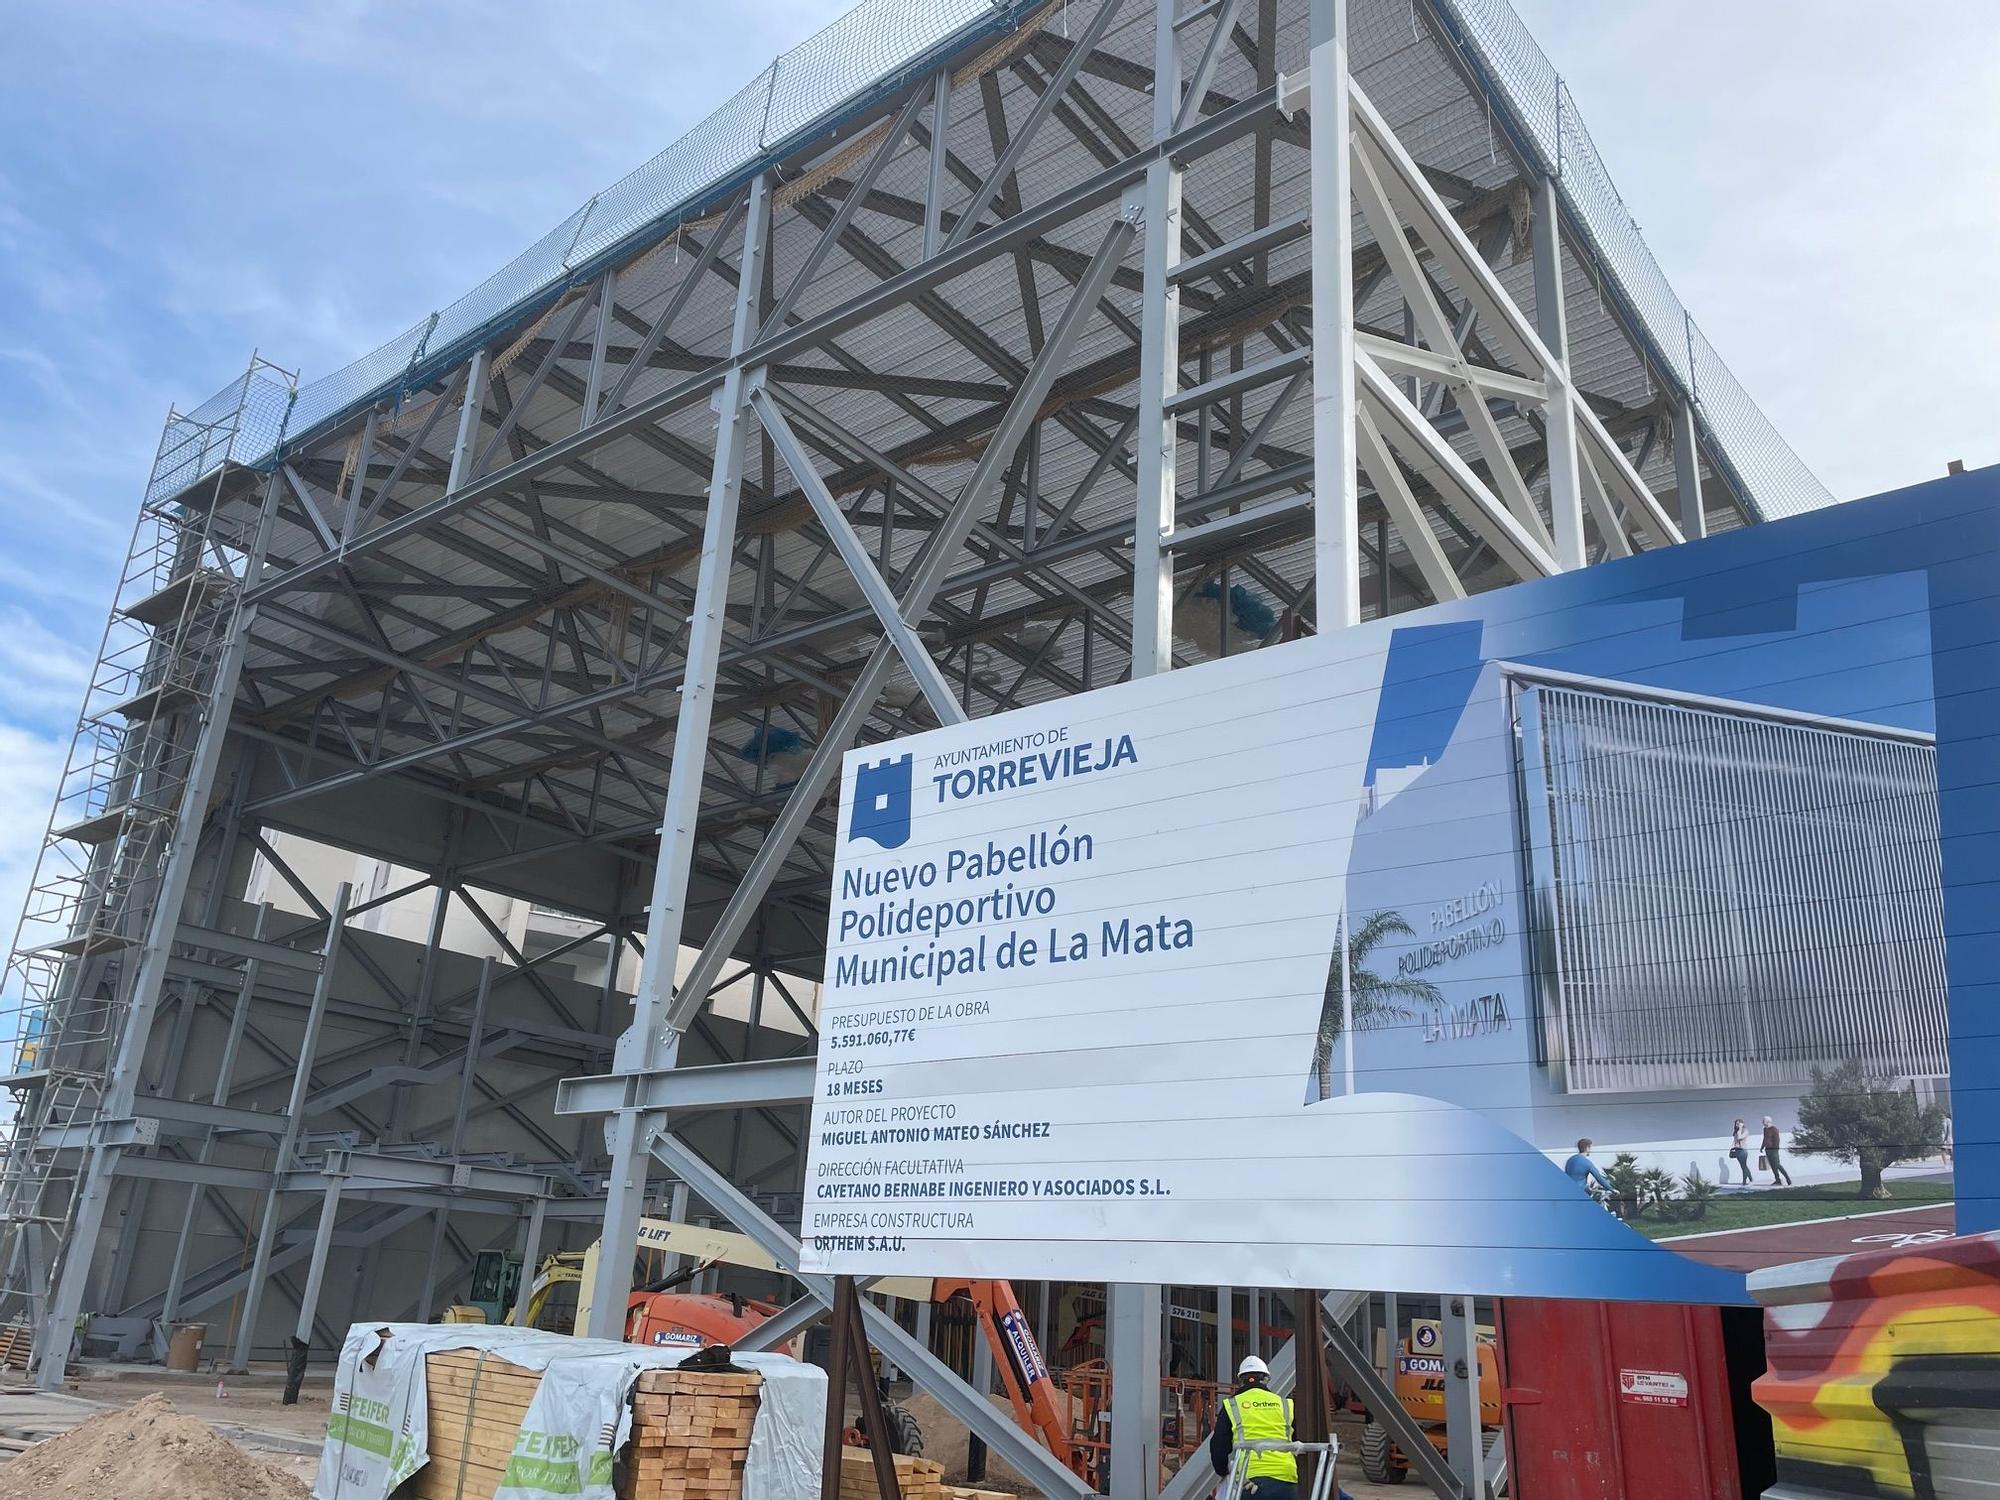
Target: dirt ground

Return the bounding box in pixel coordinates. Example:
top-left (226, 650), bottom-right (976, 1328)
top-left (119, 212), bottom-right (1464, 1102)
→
top-left (48, 1367), bottom-right (329, 1488)
top-left (72, 1365), bottom-right (337, 1446)
top-left (0, 1393), bottom-right (312, 1499)
top-left (53, 1365), bottom-right (1428, 1499)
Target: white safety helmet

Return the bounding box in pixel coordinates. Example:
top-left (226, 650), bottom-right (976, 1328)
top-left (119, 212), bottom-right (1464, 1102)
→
top-left (1237, 1355), bottom-right (1270, 1379)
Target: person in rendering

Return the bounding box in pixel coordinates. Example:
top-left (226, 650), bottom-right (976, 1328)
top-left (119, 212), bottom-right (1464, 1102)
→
top-left (1761, 1116), bottom-right (1795, 1186)
top-left (1210, 1355), bottom-right (1305, 1499)
top-left (1564, 1138), bottom-right (1615, 1198)
top-left (1729, 1118), bottom-right (1754, 1184)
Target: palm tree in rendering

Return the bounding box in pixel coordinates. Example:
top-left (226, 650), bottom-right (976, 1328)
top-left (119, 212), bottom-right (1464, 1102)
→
top-left (1311, 909), bottom-right (1443, 1101)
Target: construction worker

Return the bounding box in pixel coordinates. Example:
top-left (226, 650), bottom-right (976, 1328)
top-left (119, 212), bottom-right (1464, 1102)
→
top-left (1209, 1354), bottom-right (1297, 1498)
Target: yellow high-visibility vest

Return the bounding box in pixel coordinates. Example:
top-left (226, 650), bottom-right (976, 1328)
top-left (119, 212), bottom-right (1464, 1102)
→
top-left (1224, 1386), bottom-right (1296, 1484)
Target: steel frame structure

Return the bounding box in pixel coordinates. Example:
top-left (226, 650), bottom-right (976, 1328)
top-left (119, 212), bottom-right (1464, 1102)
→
top-left (2, 0), bottom-right (1825, 1492)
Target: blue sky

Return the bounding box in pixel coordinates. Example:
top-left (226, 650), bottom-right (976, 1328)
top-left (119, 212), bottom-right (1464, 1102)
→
top-left (1, 0), bottom-right (1996, 940)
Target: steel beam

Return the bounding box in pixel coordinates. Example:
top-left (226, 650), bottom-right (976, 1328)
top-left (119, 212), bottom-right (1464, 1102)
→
top-left (244, 84), bottom-right (1278, 606)
top-left (1356, 351), bottom-right (1558, 580)
top-left (749, 386), bottom-right (964, 723)
top-left (923, 68), bottom-right (951, 260)
top-left (659, 206), bottom-right (1139, 1031)
top-left (581, 269), bottom-right (617, 426)
top-left (764, 87), bottom-right (929, 338)
top-left (947, 0), bottom-right (1125, 249)
top-left (296, 1150), bottom-right (550, 1200)
top-left (555, 1055), bottom-right (816, 1117)
top-left (1353, 406), bottom-right (1464, 602)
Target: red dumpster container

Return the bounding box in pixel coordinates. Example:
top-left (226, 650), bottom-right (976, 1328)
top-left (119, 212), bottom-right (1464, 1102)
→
top-left (1499, 1299), bottom-right (1772, 1499)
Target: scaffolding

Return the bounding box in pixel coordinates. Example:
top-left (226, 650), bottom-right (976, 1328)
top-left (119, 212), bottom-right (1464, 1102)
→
top-left (0, 356), bottom-right (295, 1351)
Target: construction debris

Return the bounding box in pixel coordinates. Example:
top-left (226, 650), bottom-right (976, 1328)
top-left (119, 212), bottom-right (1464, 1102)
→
top-left (0, 1393), bottom-right (309, 1500)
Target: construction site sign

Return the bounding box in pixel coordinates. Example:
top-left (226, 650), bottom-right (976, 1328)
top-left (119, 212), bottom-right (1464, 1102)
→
top-left (800, 476), bottom-right (1995, 1301)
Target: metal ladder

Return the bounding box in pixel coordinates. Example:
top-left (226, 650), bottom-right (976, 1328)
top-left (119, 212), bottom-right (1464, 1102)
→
top-left (0, 356), bottom-right (294, 1363)
top-left (1218, 1439), bottom-right (1341, 1500)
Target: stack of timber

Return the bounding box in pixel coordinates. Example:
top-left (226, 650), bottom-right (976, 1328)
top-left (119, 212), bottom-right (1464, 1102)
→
top-left (414, 1350), bottom-right (542, 1500)
top-left (412, 1351), bottom-right (763, 1500)
top-left (835, 1446), bottom-right (945, 1500)
top-left (942, 1489), bottom-right (1013, 1500)
top-left (629, 1367), bottom-right (762, 1499)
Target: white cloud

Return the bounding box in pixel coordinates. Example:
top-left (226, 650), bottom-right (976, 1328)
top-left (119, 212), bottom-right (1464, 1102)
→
top-left (0, 720), bottom-right (72, 967)
top-left (1511, 0), bottom-right (2000, 500)
top-left (0, 609), bottom-right (95, 729)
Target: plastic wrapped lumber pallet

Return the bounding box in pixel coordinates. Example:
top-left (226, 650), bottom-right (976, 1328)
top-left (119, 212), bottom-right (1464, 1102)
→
top-left (630, 1366), bottom-right (763, 1500)
top-left (409, 1350), bottom-right (763, 1500)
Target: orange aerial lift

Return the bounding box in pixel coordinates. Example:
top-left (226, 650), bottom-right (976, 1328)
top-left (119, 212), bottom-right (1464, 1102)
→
top-left (929, 1278), bottom-right (1073, 1467)
top-left (475, 1231), bottom-right (1076, 1476)
top-left (640, 1274), bottom-right (1076, 1475)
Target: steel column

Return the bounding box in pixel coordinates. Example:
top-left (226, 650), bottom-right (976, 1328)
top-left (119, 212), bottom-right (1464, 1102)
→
top-left (1531, 174), bottom-right (1587, 569)
top-left (291, 1171), bottom-right (347, 1350)
top-left (1673, 397), bottom-right (1706, 538)
top-left (445, 348), bottom-right (491, 493)
top-left (1157, 1291), bottom-right (1368, 1500)
top-left (1114, 11), bottom-right (1181, 1472)
top-left (588, 169), bottom-right (774, 1340)
top-left (416, 1208), bottom-right (450, 1324)
top-left (1130, 0), bottom-right (1183, 674)
top-left (1441, 1295), bottom-right (1485, 1498)
top-left (231, 881), bottom-right (352, 1372)
top-left (1309, 0), bottom-right (1360, 627)
top-left (1109, 1282), bottom-right (1162, 1500)
top-left (511, 1198), bottom-right (548, 1326)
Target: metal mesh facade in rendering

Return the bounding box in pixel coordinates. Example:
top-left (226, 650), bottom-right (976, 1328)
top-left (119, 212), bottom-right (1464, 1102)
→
top-left (1516, 673), bottom-right (1949, 1094)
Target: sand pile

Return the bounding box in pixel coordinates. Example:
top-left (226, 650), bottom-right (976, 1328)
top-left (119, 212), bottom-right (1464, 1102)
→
top-left (0, 1393), bottom-right (311, 1500)
top-left (895, 1388), bottom-right (1073, 1493)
